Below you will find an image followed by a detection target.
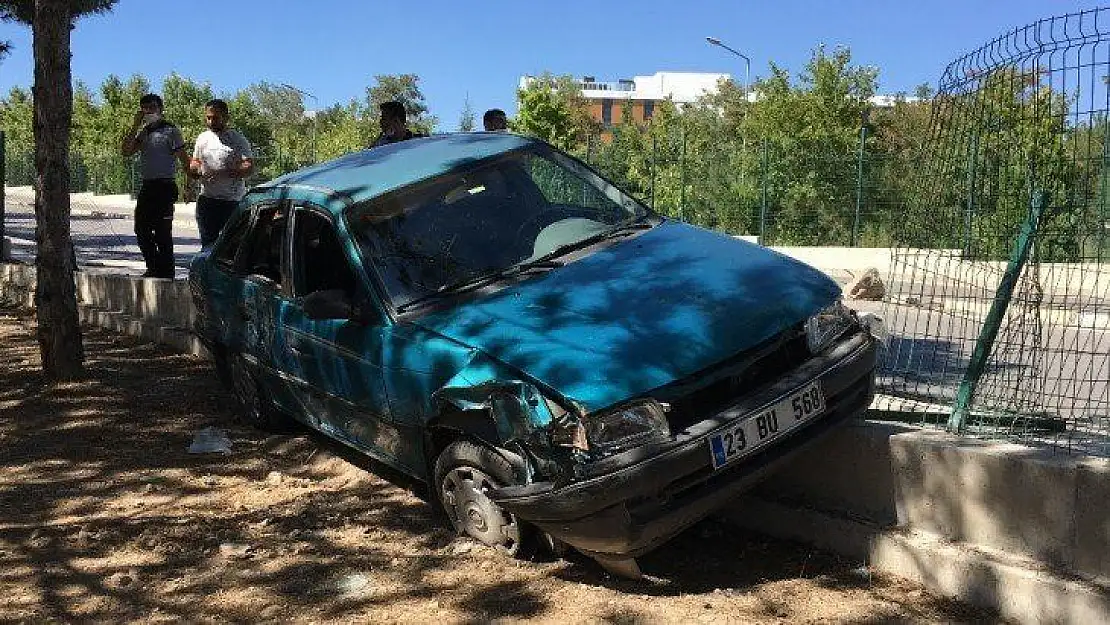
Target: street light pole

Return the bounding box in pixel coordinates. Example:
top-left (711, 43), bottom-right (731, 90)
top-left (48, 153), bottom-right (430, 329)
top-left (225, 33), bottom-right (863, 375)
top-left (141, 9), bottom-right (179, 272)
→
top-left (279, 83), bottom-right (319, 164)
top-left (706, 36), bottom-right (750, 97)
top-left (707, 36), bottom-right (754, 232)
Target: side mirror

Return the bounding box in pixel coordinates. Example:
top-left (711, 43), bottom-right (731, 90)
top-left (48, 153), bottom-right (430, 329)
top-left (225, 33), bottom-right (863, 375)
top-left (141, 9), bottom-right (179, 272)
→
top-left (303, 289), bottom-right (353, 320)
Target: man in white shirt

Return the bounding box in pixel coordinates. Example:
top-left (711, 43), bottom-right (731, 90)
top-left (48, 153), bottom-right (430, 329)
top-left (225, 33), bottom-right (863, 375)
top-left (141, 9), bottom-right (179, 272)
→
top-left (188, 98), bottom-right (254, 247)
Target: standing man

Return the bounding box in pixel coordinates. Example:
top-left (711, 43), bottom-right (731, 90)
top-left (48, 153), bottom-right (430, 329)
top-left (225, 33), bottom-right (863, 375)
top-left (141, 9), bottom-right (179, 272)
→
top-left (189, 99), bottom-right (254, 247)
top-left (371, 101), bottom-right (419, 148)
top-left (482, 108), bottom-right (508, 132)
top-left (120, 93), bottom-right (190, 278)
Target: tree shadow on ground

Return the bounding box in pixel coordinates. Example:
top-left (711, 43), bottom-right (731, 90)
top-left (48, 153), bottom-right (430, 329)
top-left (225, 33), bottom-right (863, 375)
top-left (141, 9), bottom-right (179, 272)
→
top-left (0, 309), bottom-right (1003, 623)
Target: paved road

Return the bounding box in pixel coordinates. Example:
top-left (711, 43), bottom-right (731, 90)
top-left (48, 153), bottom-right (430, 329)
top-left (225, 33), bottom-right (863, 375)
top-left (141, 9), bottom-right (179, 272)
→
top-left (3, 186), bottom-right (201, 278)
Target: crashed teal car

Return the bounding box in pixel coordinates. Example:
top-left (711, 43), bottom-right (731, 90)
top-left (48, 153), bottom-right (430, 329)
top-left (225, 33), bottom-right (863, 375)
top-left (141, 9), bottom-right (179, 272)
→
top-left (188, 133), bottom-right (877, 576)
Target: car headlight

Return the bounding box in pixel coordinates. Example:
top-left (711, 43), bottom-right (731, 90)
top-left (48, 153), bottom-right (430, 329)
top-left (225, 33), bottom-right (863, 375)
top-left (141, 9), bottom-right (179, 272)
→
top-left (585, 400), bottom-right (670, 456)
top-left (806, 299), bottom-right (854, 354)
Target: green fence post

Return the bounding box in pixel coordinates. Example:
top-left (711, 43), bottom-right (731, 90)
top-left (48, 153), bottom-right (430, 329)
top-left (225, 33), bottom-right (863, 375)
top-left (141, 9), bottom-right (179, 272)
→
top-left (650, 132), bottom-right (657, 211)
top-left (0, 131), bottom-right (6, 253)
top-left (679, 122), bottom-right (687, 222)
top-left (852, 124), bottom-right (867, 247)
top-left (948, 189), bottom-right (1048, 433)
top-left (759, 139), bottom-right (768, 243)
top-left (963, 133), bottom-right (980, 258)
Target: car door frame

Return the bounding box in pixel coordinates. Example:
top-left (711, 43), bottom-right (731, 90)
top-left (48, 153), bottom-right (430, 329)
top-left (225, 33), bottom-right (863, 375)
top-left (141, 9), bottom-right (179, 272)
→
top-left (230, 199), bottom-right (300, 416)
top-left (274, 201), bottom-right (425, 473)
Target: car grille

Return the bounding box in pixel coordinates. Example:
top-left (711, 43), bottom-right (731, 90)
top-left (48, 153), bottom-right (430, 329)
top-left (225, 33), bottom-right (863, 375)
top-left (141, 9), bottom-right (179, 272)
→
top-left (653, 326), bottom-right (811, 433)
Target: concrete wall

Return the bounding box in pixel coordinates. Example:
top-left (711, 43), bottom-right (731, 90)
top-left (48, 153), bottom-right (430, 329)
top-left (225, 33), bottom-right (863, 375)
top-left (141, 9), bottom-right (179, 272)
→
top-left (725, 421), bottom-right (1110, 624)
top-left (0, 262), bottom-right (203, 355)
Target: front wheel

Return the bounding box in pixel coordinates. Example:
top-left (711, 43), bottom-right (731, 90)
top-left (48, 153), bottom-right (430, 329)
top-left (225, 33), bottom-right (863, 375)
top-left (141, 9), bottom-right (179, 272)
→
top-left (226, 351), bottom-right (293, 432)
top-left (434, 440), bottom-right (536, 558)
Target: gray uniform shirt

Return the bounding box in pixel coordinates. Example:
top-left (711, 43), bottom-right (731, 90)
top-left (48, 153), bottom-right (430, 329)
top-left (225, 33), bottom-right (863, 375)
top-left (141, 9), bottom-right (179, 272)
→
top-left (138, 121), bottom-right (185, 181)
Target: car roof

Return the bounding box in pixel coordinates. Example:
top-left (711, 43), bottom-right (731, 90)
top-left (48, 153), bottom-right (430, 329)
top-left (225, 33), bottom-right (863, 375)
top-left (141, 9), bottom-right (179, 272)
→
top-left (250, 132), bottom-right (538, 212)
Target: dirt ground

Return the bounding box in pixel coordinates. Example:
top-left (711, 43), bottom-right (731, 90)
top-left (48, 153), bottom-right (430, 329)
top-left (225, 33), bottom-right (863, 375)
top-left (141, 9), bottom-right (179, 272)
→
top-left (0, 308), bottom-right (1005, 624)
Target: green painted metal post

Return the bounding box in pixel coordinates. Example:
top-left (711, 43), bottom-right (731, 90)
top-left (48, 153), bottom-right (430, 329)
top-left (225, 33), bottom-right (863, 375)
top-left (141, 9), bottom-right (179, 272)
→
top-left (679, 122), bottom-right (687, 222)
top-left (759, 140), bottom-right (769, 243)
top-left (0, 131), bottom-right (6, 255)
top-left (851, 124), bottom-right (867, 246)
top-left (963, 133), bottom-right (980, 258)
top-left (948, 190), bottom-right (1048, 433)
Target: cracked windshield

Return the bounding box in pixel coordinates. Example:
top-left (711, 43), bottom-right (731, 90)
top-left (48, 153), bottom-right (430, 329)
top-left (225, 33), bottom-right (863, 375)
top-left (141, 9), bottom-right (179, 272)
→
top-left (350, 147), bottom-right (650, 307)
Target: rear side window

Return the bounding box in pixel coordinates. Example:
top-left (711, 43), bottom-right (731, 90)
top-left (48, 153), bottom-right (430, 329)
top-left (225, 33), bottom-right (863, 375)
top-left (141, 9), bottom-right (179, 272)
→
top-left (236, 206), bottom-right (287, 285)
top-left (212, 210), bottom-right (251, 268)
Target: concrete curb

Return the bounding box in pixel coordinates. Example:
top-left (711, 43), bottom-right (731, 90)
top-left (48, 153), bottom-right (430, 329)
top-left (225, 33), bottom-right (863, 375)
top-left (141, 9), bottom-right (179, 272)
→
top-left (725, 499), bottom-right (1110, 624)
top-left (725, 422), bottom-right (1110, 625)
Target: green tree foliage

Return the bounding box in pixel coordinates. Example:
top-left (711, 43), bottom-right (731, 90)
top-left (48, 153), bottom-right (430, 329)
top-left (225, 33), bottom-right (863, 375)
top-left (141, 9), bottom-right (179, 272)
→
top-left (457, 96), bottom-right (475, 132)
top-left (2, 72), bottom-right (441, 189)
top-left (366, 73), bottom-right (437, 136)
top-left (0, 46), bottom-right (1100, 261)
top-left (738, 46), bottom-right (878, 244)
top-left (514, 73), bottom-right (596, 152)
top-left (314, 100), bottom-right (367, 160)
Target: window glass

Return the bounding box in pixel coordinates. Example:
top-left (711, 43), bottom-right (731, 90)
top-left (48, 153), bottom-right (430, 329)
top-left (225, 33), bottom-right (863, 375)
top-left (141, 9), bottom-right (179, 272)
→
top-left (349, 146), bottom-right (650, 307)
top-left (291, 209), bottom-right (358, 298)
top-left (237, 206), bottom-right (287, 285)
top-left (212, 209), bottom-right (251, 268)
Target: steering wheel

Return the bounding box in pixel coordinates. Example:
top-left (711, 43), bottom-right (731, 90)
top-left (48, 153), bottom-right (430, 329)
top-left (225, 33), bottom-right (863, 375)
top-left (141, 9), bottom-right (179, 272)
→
top-left (511, 208), bottom-right (567, 251)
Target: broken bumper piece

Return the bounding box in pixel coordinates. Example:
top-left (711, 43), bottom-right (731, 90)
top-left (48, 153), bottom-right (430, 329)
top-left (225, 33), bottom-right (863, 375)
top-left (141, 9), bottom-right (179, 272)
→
top-left (490, 331), bottom-right (877, 561)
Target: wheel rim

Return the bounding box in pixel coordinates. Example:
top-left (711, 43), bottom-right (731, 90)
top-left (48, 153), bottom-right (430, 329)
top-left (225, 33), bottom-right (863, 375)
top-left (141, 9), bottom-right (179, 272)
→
top-left (440, 465), bottom-right (521, 554)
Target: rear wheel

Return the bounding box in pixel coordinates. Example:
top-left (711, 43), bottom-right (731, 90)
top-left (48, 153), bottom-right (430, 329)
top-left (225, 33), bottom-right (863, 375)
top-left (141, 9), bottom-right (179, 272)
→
top-left (434, 440), bottom-right (536, 558)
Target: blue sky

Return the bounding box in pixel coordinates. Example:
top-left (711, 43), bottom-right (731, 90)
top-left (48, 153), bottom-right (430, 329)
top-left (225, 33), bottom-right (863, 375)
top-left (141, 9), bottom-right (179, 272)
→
top-left (0, 0), bottom-right (1098, 128)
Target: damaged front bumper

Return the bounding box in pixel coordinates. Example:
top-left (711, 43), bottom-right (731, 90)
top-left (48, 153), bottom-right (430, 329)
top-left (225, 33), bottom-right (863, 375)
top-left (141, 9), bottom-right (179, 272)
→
top-left (490, 330), bottom-right (877, 561)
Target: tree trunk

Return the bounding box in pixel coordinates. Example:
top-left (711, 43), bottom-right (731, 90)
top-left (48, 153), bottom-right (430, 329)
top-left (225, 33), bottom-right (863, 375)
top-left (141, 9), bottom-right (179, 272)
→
top-left (32, 0), bottom-right (84, 380)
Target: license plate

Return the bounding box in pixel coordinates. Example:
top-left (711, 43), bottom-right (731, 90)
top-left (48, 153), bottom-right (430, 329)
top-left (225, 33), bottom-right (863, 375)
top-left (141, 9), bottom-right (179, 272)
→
top-left (708, 382), bottom-right (825, 470)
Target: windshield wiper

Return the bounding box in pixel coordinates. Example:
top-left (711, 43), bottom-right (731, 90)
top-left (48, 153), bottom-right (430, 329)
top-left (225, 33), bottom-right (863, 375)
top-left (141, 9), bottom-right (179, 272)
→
top-left (397, 259), bottom-right (563, 314)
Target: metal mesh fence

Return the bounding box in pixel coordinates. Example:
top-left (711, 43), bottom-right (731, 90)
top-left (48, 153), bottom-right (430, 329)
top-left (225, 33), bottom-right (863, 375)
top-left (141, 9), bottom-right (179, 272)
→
top-left (579, 127), bottom-right (906, 247)
top-left (878, 8), bottom-right (1110, 454)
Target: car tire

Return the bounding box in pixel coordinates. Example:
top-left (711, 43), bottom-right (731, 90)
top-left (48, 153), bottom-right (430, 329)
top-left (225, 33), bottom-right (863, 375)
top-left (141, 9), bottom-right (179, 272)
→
top-left (211, 344), bottom-right (233, 387)
top-left (226, 351), bottom-right (293, 432)
top-left (434, 440), bottom-right (537, 559)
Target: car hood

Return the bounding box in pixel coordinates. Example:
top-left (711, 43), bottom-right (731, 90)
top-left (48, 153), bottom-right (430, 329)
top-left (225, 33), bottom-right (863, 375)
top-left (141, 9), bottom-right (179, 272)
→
top-left (410, 221), bottom-right (840, 413)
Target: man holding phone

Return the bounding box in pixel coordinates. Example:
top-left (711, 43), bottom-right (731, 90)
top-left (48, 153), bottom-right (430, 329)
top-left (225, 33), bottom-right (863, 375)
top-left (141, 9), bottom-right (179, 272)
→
top-left (120, 93), bottom-right (191, 279)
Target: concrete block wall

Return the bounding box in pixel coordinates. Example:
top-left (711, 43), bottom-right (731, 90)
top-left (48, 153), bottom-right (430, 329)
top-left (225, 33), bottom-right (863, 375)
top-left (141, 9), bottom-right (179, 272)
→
top-left (725, 421), bottom-right (1110, 624)
top-left (0, 262), bottom-right (202, 355)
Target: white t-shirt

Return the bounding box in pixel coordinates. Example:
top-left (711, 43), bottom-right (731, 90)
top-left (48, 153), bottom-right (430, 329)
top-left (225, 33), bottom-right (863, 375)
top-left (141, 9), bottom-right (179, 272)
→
top-left (193, 129), bottom-right (253, 201)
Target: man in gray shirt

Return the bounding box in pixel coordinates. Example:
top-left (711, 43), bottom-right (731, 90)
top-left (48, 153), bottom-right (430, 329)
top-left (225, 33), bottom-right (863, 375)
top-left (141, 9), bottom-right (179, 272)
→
top-left (189, 99), bottom-right (254, 247)
top-left (120, 93), bottom-right (191, 279)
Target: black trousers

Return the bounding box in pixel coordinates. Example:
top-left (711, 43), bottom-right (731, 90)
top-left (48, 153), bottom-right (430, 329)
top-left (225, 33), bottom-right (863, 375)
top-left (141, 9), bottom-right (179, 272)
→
top-left (134, 179), bottom-right (177, 277)
top-left (197, 195), bottom-right (239, 248)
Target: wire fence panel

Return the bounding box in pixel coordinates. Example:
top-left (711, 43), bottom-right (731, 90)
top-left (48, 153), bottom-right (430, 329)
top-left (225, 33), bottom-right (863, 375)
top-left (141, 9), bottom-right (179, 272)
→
top-left (579, 127), bottom-right (907, 247)
top-left (878, 8), bottom-right (1110, 455)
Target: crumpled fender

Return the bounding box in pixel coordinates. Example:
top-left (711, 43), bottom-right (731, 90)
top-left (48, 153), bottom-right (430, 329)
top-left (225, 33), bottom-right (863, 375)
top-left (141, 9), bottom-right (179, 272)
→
top-left (430, 352), bottom-right (560, 442)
